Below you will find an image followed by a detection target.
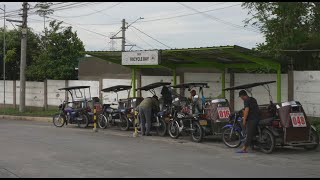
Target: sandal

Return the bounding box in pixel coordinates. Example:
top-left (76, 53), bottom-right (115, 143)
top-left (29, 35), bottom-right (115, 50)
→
top-left (236, 149), bottom-right (248, 153)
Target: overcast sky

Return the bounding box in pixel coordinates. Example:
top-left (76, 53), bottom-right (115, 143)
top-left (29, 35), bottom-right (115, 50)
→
top-left (1, 2), bottom-right (265, 51)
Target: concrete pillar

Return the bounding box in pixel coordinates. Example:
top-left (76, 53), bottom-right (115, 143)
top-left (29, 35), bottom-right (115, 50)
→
top-left (65, 80), bottom-right (68, 102)
top-left (179, 72), bottom-right (184, 96)
top-left (99, 78), bottom-right (103, 101)
top-left (229, 73), bottom-right (235, 111)
top-left (13, 80), bottom-right (16, 109)
top-left (137, 69), bottom-right (142, 97)
top-left (44, 79), bottom-right (48, 110)
top-left (288, 70), bottom-right (294, 101)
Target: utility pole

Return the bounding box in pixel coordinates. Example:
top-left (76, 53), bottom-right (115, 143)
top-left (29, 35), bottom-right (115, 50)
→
top-left (110, 18), bottom-right (143, 52)
top-left (0, 4), bottom-right (6, 109)
top-left (111, 19), bottom-right (126, 51)
top-left (19, 2), bottom-right (28, 112)
top-left (121, 19), bottom-right (125, 51)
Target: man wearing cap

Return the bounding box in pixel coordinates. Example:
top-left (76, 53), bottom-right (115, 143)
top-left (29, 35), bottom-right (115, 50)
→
top-left (138, 95), bottom-right (160, 136)
top-left (237, 90), bottom-right (260, 153)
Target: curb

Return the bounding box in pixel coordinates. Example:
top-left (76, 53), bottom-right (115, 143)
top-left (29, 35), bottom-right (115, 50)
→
top-left (0, 115), bottom-right (51, 123)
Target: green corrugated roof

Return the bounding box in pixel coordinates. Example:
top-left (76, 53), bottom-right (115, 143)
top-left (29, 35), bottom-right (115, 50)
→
top-left (85, 45), bottom-right (282, 71)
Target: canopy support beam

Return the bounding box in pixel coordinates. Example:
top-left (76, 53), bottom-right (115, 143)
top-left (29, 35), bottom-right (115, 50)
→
top-left (132, 68), bottom-right (136, 97)
top-left (277, 65), bottom-right (281, 103)
top-left (221, 69), bottom-right (226, 98)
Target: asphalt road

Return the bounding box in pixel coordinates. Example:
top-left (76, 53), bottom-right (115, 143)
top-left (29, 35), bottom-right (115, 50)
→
top-left (0, 119), bottom-right (319, 178)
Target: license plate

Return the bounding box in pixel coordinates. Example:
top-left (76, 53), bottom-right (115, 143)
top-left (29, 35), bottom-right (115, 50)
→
top-left (199, 120), bottom-right (207, 126)
top-left (290, 113), bottom-right (307, 127)
top-left (217, 107), bottom-right (231, 119)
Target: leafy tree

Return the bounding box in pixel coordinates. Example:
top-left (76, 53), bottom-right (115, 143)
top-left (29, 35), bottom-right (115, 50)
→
top-left (0, 27), bottom-right (41, 80)
top-left (35, 2), bottom-right (54, 48)
top-left (27, 20), bottom-right (85, 81)
top-left (242, 2), bottom-right (320, 70)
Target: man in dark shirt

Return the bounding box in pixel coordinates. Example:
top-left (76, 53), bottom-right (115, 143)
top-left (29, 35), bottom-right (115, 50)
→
top-left (237, 90), bottom-right (260, 153)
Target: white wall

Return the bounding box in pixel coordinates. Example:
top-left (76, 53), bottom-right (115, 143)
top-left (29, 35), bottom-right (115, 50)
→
top-left (184, 73), bottom-right (230, 100)
top-left (15, 81), bottom-right (44, 107)
top-left (0, 81), bottom-right (14, 105)
top-left (294, 71), bottom-right (320, 117)
top-left (68, 80), bottom-right (99, 101)
top-left (102, 79), bottom-right (132, 105)
top-left (47, 80), bottom-right (66, 106)
top-left (141, 76), bottom-right (180, 97)
top-left (0, 71), bottom-right (319, 117)
top-left (233, 73), bottom-right (288, 111)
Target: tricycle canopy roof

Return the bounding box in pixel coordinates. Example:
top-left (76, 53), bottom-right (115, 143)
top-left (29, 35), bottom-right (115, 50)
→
top-left (224, 81), bottom-right (276, 91)
top-left (171, 83), bottom-right (209, 89)
top-left (58, 86), bottom-right (91, 91)
top-left (136, 82), bottom-right (171, 91)
top-left (101, 85), bottom-right (132, 93)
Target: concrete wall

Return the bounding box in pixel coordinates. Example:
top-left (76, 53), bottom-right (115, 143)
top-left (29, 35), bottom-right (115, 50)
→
top-left (184, 73), bottom-right (230, 99)
top-left (102, 79), bottom-right (132, 105)
top-left (233, 73), bottom-right (288, 111)
top-left (294, 71), bottom-right (320, 117)
top-left (0, 71), bottom-right (319, 117)
top-left (141, 76), bottom-right (180, 97)
top-left (47, 80), bottom-right (66, 106)
top-left (0, 81), bottom-right (14, 105)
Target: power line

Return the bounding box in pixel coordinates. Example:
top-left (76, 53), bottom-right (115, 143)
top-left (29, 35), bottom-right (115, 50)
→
top-left (47, 16), bottom-right (109, 38)
top-left (131, 26), bottom-right (171, 49)
top-left (126, 39), bottom-right (144, 50)
top-left (77, 3), bottom-right (242, 26)
top-left (145, 2), bottom-right (228, 20)
top-left (129, 28), bottom-right (155, 49)
top-left (53, 2), bottom-right (122, 18)
top-left (177, 2), bottom-right (260, 33)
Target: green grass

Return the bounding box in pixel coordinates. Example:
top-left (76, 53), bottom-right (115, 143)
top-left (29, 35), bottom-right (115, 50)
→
top-left (0, 107), bottom-right (58, 117)
top-left (309, 116), bottom-right (320, 135)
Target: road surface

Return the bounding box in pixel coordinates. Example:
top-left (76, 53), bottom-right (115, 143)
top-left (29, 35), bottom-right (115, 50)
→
top-left (0, 119), bottom-right (319, 178)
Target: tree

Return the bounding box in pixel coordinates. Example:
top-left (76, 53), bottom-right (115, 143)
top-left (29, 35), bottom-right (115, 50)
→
top-left (35, 2), bottom-right (54, 33)
top-left (35, 2), bottom-right (54, 50)
top-left (242, 2), bottom-right (320, 70)
top-left (0, 27), bottom-right (41, 80)
top-left (27, 20), bottom-right (85, 81)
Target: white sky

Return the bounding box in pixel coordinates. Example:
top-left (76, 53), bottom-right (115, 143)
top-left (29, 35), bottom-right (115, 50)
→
top-left (1, 2), bottom-right (265, 51)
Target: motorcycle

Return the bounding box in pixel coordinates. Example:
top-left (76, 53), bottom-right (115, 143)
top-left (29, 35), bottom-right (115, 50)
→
top-left (53, 100), bottom-right (93, 128)
top-left (168, 100), bottom-right (204, 143)
top-left (221, 110), bottom-right (276, 154)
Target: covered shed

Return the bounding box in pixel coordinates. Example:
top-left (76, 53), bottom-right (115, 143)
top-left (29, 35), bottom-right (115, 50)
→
top-left (86, 45), bottom-right (285, 104)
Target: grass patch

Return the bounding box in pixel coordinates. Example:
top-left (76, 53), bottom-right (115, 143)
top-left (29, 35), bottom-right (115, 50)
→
top-left (0, 107), bottom-right (58, 117)
top-left (308, 116), bottom-right (320, 135)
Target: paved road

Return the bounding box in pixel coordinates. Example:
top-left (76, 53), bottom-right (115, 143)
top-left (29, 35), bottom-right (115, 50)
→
top-left (0, 119), bottom-right (319, 178)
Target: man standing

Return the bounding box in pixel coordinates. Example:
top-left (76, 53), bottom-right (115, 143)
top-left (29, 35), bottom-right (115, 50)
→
top-left (237, 90), bottom-right (260, 153)
top-left (189, 90), bottom-right (203, 114)
top-left (138, 95), bottom-right (160, 136)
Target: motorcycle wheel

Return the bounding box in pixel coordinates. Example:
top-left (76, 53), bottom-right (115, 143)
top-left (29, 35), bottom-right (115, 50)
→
top-left (98, 114), bottom-right (108, 129)
top-left (304, 129), bottom-right (319, 150)
top-left (168, 120), bottom-right (180, 139)
top-left (191, 121), bottom-right (203, 143)
top-left (222, 127), bottom-right (242, 148)
top-left (156, 118), bottom-right (167, 137)
top-left (259, 129), bottom-right (275, 154)
top-left (53, 113), bottom-right (65, 127)
top-left (119, 116), bottom-right (130, 131)
top-left (77, 114), bottom-right (89, 128)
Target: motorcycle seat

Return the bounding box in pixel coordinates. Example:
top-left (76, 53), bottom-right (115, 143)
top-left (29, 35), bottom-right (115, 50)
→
top-left (258, 117), bottom-right (275, 126)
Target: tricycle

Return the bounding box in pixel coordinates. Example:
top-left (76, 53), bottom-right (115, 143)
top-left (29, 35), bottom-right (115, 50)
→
top-left (136, 82), bottom-right (171, 136)
top-left (222, 81), bottom-right (319, 153)
top-left (53, 86), bottom-right (94, 128)
top-left (98, 85), bottom-right (143, 131)
top-left (168, 83), bottom-right (210, 142)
